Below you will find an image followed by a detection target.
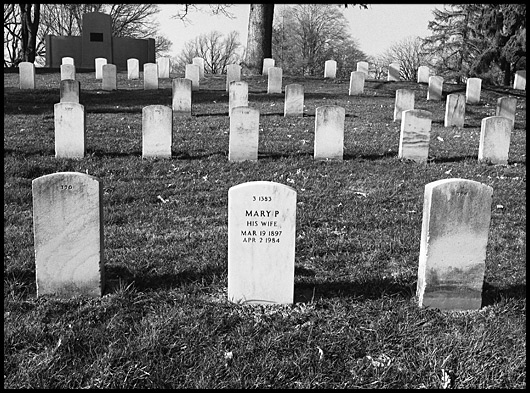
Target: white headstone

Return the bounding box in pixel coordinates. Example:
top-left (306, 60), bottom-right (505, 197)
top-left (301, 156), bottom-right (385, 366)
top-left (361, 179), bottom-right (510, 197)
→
top-left (172, 78), bottom-right (192, 116)
top-left (495, 96), bottom-right (517, 128)
top-left (101, 64), bottom-right (117, 91)
top-left (348, 71), bottom-right (365, 95)
top-left (417, 178), bottom-right (493, 310)
top-left (267, 67), bottom-right (282, 94)
top-left (387, 62), bottom-right (400, 81)
top-left (192, 57), bottom-right (205, 79)
top-left (19, 62), bottom-right (35, 89)
top-left (284, 84), bottom-right (304, 117)
top-left (32, 172), bottom-right (105, 298)
top-left (229, 81), bottom-right (249, 117)
top-left (314, 105), bottom-right (345, 160)
top-left (444, 94), bottom-right (466, 128)
top-left (127, 58), bottom-right (139, 80)
top-left (398, 109), bottom-right (432, 163)
top-left (157, 57), bottom-right (171, 78)
top-left (54, 102), bottom-right (85, 158)
top-left (185, 64), bottom-right (200, 91)
top-left (356, 61), bottom-right (369, 76)
top-left (60, 79), bottom-right (80, 104)
top-left (262, 58), bottom-right (275, 75)
top-left (417, 66), bottom-right (430, 83)
top-left (61, 57), bottom-right (74, 65)
top-left (513, 70), bottom-right (526, 90)
top-left (478, 116), bottom-right (512, 165)
top-left (95, 58), bottom-right (107, 80)
top-left (324, 60), bottom-right (337, 79)
top-left (229, 107), bottom-right (260, 162)
top-left (466, 77), bottom-right (482, 104)
top-left (228, 181), bottom-right (296, 305)
top-left (427, 76), bottom-right (443, 101)
top-left (226, 64), bottom-right (242, 92)
top-left (143, 63), bottom-right (158, 90)
top-left (142, 105), bottom-right (172, 159)
top-left (394, 89), bottom-right (415, 122)
top-left (60, 64), bottom-right (76, 81)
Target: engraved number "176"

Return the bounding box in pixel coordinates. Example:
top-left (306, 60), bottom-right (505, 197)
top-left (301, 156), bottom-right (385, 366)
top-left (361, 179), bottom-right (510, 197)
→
top-left (60, 184), bottom-right (73, 190)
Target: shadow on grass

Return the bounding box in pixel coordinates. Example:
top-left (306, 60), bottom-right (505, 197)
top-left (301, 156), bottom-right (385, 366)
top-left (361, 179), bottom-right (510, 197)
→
top-left (481, 282), bottom-right (526, 307)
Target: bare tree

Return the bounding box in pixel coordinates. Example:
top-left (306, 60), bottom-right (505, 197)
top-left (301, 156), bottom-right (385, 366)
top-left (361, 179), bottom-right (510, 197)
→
top-left (4, 4), bottom-right (22, 66)
top-left (19, 4), bottom-right (40, 63)
top-left (378, 36), bottom-right (428, 81)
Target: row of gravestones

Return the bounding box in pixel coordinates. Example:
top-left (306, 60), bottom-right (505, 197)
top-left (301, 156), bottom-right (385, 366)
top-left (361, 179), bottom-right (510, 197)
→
top-left (32, 172), bottom-right (493, 311)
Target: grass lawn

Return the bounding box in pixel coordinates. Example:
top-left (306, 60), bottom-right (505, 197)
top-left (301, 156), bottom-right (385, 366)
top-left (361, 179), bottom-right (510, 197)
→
top-left (3, 68), bottom-right (526, 388)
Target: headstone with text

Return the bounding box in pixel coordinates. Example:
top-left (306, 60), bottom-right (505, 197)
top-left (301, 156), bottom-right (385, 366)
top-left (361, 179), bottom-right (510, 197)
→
top-left (142, 105), bottom-right (172, 159)
top-left (60, 64), bottom-right (76, 81)
top-left (444, 94), bottom-right (466, 128)
top-left (229, 107), bottom-right (260, 162)
top-left (229, 81), bottom-right (249, 116)
top-left (495, 96), bottom-right (517, 128)
top-left (143, 63), bottom-right (158, 90)
top-left (478, 116), bottom-right (512, 165)
top-left (314, 105), bottom-right (345, 160)
top-left (348, 71), bottom-right (365, 95)
top-left (284, 84), bottom-right (304, 117)
top-left (267, 67), bottom-right (283, 94)
top-left (466, 77), bottom-right (482, 104)
top-left (398, 109), bottom-right (432, 163)
top-left (54, 102), bottom-right (85, 158)
top-left (60, 79), bottom-right (80, 104)
top-left (427, 76), bottom-right (443, 101)
top-left (394, 89), bottom-right (415, 122)
top-left (172, 78), bottom-right (192, 116)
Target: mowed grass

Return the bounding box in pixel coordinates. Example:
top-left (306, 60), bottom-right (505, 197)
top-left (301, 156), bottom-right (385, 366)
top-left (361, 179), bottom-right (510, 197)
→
top-left (3, 69), bottom-right (526, 388)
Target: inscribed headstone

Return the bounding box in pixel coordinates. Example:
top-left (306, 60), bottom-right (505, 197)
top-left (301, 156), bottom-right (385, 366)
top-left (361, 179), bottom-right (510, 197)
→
top-left (398, 109), bottom-right (432, 163)
top-left (267, 67), bottom-right (282, 94)
top-left (19, 62), bottom-right (35, 89)
top-left (54, 102), bottom-right (85, 158)
top-left (143, 63), bottom-right (158, 90)
top-left (157, 57), bottom-right (171, 78)
top-left (262, 58), bottom-right (275, 75)
top-left (478, 116), bottom-right (512, 165)
top-left (192, 57), bottom-right (205, 79)
top-left (127, 58), bottom-right (139, 80)
top-left (324, 60), bottom-right (337, 79)
top-left (417, 66), bottom-right (430, 83)
top-left (142, 105), bottom-right (172, 159)
top-left (284, 84), bottom-right (304, 117)
top-left (95, 58), bottom-right (107, 79)
top-left (226, 64), bottom-right (242, 92)
top-left (229, 107), bottom-right (260, 162)
top-left (314, 105), bottom-right (345, 160)
top-left (101, 64), bottom-right (117, 91)
top-left (466, 77), bottom-right (482, 104)
top-left (394, 89), bottom-right (415, 122)
top-left (172, 78), bottom-right (192, 116)
top-left (60, 64), bottom-right (76, 81)
top-left (427, 76), bottom-right (443, 101)
top-left (387, 62), bottom-right (400, 81)
top-left (60, 79), bottom-right (80, 104)
top-left (495, 96), bottom-right (517, 128)
top-left (444, 94), bottom-right (466, 128)
top-left (229, 81), bottom-right (249, 117)
top-left (185, 64), bottom-right (200, 91)
top-left (348, 71), bottom-right (365, 95)
top-left (513, 70), bottom-right (526, 90)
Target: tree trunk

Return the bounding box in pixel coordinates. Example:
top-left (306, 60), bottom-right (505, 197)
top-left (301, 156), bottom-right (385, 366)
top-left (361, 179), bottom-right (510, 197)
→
top-left (19, 4), bottom-right (40, 63)
top-left (243, 4), bottom-right (274, 74)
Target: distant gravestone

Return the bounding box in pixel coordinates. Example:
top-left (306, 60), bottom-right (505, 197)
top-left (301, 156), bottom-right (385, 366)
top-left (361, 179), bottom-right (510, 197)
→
top-left (143, 63), bottom-right (158, 90)
top-left (348, 71), bottom-right (365, 95)
top-left (192, 57), bottom-right (205, 79)
top-left (142, 105), bottom-right (172, 159)
top-left (356, 61), bottom-right (369, 76)
top-left (19, 62), bottom-right (35, 89)
top-left (478, 116), bottom-right (512, 165)
top-left (444, 94), bottom-right (466, 128)
top-left (466, 77), bottom-right (482, 104)
top-left (185, 64), bottom-right (200, 91)
top-left (32, 172), bottom-right (105, 298)
top-left (226, 64), bottom-right (242, 92)
top-left (229, 81), bottom-right (249, 117)
top-left (513, 70), bottom-right (526, 90)
top-left (427, 76), bottom-right (443, 101)
top-left (324, 60), bottom-right (337, 79)
top-left (95, 58), bottom-right (107, 79)
top-left (54, 102), bottom-right (85, 158)
top-left (262, 58), bottom-right (275, 75)
top-left (157, 57), bottom-right (171, 78)
top-left (127, 58), bottom-right (139, 80)
top-left (228, 181), bottom-right (296, 305)
top-left (398, 109), bottom-right (432, 163)
top-left (60, 79), bottom-right (80, 104)
top-left (102, 64), bottom-right (117, 91)
top-left (394, 89), bottom-right (415, 122)
top-left (267, 67), bottom-right (282, 94)
top-left (229, 107), bottom-right (260, 162)
top-left (60, 64), bottom-right (76, 81)
top-left (387, 62), bottom-right (400, 81)
top-left (314, 105), bottom-right (345, 161)
top-left (284, 84), bottom-right (304, 117)
top-left (61, 57), bottom-right (74, 65)
top-left (496, 96), bottom-right (517, 128)
top-left (417, 65), bottom-right (430, 83)
top-left (172, 78), bottom-right (192, 116)
top-left (417, 178), bottom-right (493, 310)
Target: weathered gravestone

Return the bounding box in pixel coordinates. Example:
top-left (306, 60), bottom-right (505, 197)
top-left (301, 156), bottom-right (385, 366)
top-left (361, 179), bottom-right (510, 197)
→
top-left (226, 64), bottom-right (242, 92)
top-left (387, 62), bottom-right (400, 81)
top-left (229, 107), bottom-right (260, 162)
top-left (348, 71), bottom-right (365, 96)
top-left (32, 172), bottom-right (105, 298)
top-left (444, 94), bottom-right (466, 128)
top-left (356, 61), bottom-right (369, 76)
top-left (143, 63), bottom-right (158, 90)
top-left (127, 58), bottom-right (139, 80)
top-left (314, 105), bottom-right (345, 161)
top-left (466, 77), bottom-right (482, 104)
top-left (417, 65), bottom-right (430, 84)
top-left (19, 62), bottom-right (35, 89)
top-left (427, 76), bottom-right (443, 101)
top-left (185, 64), bottom-right (200, 91)
top-left (102, 64), bottom-right (117, 91)
top-left (513, 70), bottom-right (526, 90)
top-left (142, 105), bottom-right (172, 159)
top-left (172, 78), bottom-right (192, 116)
top-left (284, 84), bottom-right (304, 117)
top-left (267, 67), bottom-right (283, 94)
top-left (157, 57), bottom-right (171, 78)
top-left (229, 81), bottom-right (249, 117)
top-left (54, 102), bottom-right (85, 158)
top-left (228, 181), bottom-right (296, 304)
top-left (61, 57), bottom-right (74, 65)
top-left (417, 178), bottom-right (493, 310)
top-left (398, 109), bottom-right (432, 163)
top-left (60, 79), bottom-right (80, 103)
top-left (262, 58), bottom-right (275, 75)
top-left (394, 89), bottom-right (415, 122)
top-left (95, 57), bottom-right (107, 79)
top-left (60, 64), bottom-right (76, 81)
top-left (478, 116), bottom-right (512, 165)
top-left (324, 60), bottom-right (337, 79)
top-left (495, 96), bottom-right (517, 128)
top-left (192, 57), bottom-right (205, 79)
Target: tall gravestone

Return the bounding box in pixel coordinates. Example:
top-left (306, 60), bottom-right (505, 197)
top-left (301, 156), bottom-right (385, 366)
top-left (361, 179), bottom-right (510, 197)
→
top-left (60, 79), bottom-right (80, 104)
top-left (185, 64), bottom-right (200, 91)
top-left (60, 64), bottom-right (76, 81)
top-left (61, 57), bottom-right (74, 65)
top-left (229, 81), bottom-right (249, 117)
top-left (157, 57), bottom-right (171, 78)
top-left (142, 105), bottom-right (172, 159)
top-left (466, 77), bottom-right (482, 104)
top-left (398, 109), bottom-right (432, 163)
top-left (19, 62), bottom-right (35, 89)
top-left (444, 94), bottom-right (466, 128)
top-left (32, 172), bottom-right (105, 298)
top-left (54, 102), bottom-right (86, 158)
top-left (102, 64), bottom-right (117, 91)
top-left (228, 181), bottom-right (296, 305)
top-left (267, 67), bottom-right (283, 94)
top-left (387, 62), bottom-right (400, 81)
top-left (284, 84), bottom-right (304, 117)
top-left (127, 58), bottom-right (139, 80)
top-left (394, 89), bottom-right (415, 122)
top-left (478, 116), bottom-right (512, 165)
top-left (229, 107), bottom-right (260, 162)
top-left (513, 70), bottom-right (526, 90)
top-left (226, 64), bottom-right (242, 92)
top-left (496, 96), bottom-right (517, 128)
top-left (324, 60), bottom-right (337, 79)
top-left (95, 58), bottom-right (107, 80)
top-left (356, 61), bottom-right (369, 76)
top-left (348, 71), bottom-right (365, 95)
top-left (192, 57), bottom-right (205, 79)
top-left (417, 178), bottom-right (493, 310)
top-left (262, 58), bottom-right (275, 75)
top-left (172, 78), bottom-right (192, 116)
top-left (143, 63), bottom-right (158, 90)
top-left (427, 76), bottom-right (443, 101)
top-left (314, 105), bottom-right (345, 160)
top-left (417, 65), bottom-right (430, 83)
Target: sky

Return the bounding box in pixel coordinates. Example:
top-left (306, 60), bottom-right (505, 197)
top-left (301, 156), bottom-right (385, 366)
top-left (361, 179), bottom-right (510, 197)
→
top-left (156, 4), bottom-right (444, 60)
